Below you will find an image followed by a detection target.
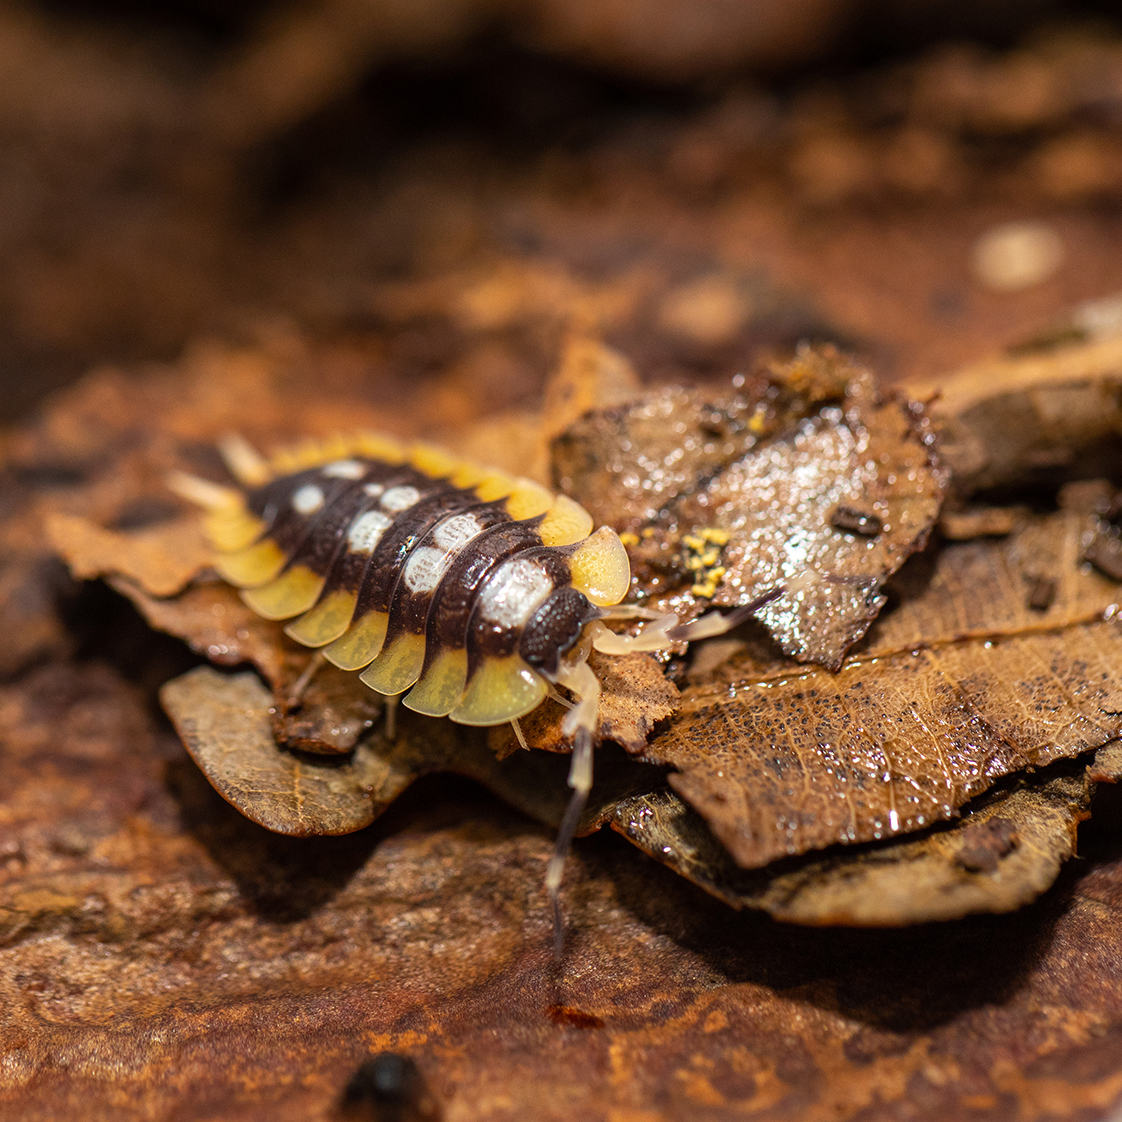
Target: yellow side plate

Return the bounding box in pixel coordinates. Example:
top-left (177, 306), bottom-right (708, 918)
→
top-left (505, 480), bottom-right (553, 521)
top-left (538, 494), bottom-right (593, 546)
top-left (284, 589), bottom-right (358, 647)
top-left (205, 507), bottom-right (265, 552)
top-left (358, 633), bottom-right (427, 696)
top-left (448, 655), bottom-right (548, 726)
top-left (241, 565), bottom-right (326, 620)
top-left (404, 648), bottom-right (469, 716)
top-left (568, 526), bottom-right (631, 606)
top-left (213, 539), bottom-right (287, 588)
top-left (322, 611), bottom-right (389, 670)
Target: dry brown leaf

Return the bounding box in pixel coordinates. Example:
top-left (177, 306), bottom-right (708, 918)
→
top-left (46, 511), bottom-right (211, 598)
top-left (554, 344), bottom-right (946, 668)
top-left (159, 664), bottom-right (664, 841)
top-left (652, 484), bottom-right (1122, 868)
top-left (161, 667), bottom-right (480, 835)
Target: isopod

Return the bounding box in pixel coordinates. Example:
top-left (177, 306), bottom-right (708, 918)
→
top-left (171, 432), bottom-right (781, 955)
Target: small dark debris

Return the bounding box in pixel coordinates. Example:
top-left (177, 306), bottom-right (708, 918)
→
top-left (339, 1053), bottom-right (440, 1122)
top-left (1084, 533), bottom-right (1122, 582)
top-left (955, 816), bottom-right (1020, 874)
top-left (1025, 574), bottom-right (1057, 613)
top-left (830, 506), bottom-right (882, 537)
top-left (547, 1004), bottom-right (606, 1029)
top-left (110, 497), bottom-right (184, 531)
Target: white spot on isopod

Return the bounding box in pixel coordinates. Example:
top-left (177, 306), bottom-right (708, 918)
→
top-left (322, 459), bottom-right (365, 479)
top-left (479, 558), bottom-right (553, 628)
top-left (381, 485), bottom-right (420, 512)
top-left (347, 510), bottom-right (392, 553)
top-left (403, 546), bottom-right (447, 594)
top-left (432, 513), bottom-right (482, 551)
top-left (292, 484), bottom-right (325, 515)
top-left (403, 514), bottom-right (484, 594)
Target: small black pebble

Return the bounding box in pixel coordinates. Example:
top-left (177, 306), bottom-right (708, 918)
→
top-left (340, 1053), bottom-right (440, 1121)
top-left (830, 505), bottom-right (883, 537)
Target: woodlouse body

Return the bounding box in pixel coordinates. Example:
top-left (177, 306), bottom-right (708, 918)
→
top-left (177, 434), bottom-right (630, 728)
top-left (173, 432), bottom-right (780, 952)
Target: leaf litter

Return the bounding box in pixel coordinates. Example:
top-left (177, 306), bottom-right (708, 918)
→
top-left (653, 483), bottom-right (1122, 869)
top-left (36, 329), bottom-right (1122, 930)
top-left (16, 321), bottom-right (1122, 1121)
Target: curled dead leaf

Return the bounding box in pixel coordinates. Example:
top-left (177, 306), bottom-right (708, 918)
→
top-left (46, 512), bottom-right (211, 599)
top-left (160, 666), bottom-right (496, 836)
top-left (910, 334), bottom-right (1122, 495)
top-left (610, 760), bottom-right (1099, 925)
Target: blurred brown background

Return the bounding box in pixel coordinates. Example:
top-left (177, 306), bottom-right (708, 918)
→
top-left (4, 0), bottom-right (1122, 423)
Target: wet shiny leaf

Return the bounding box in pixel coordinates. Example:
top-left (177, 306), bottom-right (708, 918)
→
top-left (555, 344), bottom-right (946, 668)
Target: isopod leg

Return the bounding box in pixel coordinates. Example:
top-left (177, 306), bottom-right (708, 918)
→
top-left (286, 651), bottom-right (325, 707)
top-left (546, 658), bottom-right (601, 961)
top-left (590, 586), bottom-right (788, 655)
top-left (217, 433), bottom-right (271, 486)
top-left (384, 693), bottom-right (399, 741)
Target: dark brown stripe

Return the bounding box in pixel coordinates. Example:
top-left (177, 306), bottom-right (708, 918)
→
top-left (381, 502), bottom-right (513, 650)
top-left (420, 521), bottom-right (546, 673)
top-left (244, 461), bottom-right (398, 556)
top-left (352, 484), bottom-right (480, 619)
top-left (285, 481), bottom-right (388, 577)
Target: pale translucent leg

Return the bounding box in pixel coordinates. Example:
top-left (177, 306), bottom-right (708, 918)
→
top-left (166, 471), bottom-right (240, 511)
top-left (510, 716), bottom-right (529, 751)
top-left (595, 604), bottom-right (670, 621)
top-left (590, 587), bottom-right (786, 655)
top-left (217, 433), bottom-right (271, 486)
top-left (384, 693), bottom-right (399, 741)
top-left (545, 685), bottom-right (575, 710)
top-left (546, 657), bottom-right (600, 961)
top-left (286, 651), bottom-right (326, 706)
